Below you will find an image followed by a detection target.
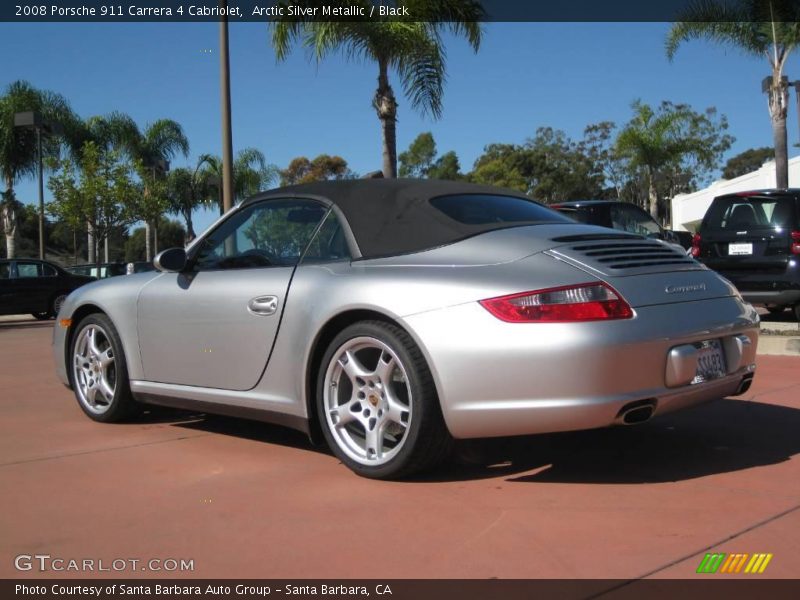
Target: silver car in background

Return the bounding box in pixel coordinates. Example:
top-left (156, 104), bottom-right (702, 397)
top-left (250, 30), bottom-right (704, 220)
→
top-left (53, 180), bottom-right (759, 479)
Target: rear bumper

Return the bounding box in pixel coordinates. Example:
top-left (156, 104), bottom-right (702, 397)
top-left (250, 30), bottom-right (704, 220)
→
top-left (403, 296), bottom-right (759, 439)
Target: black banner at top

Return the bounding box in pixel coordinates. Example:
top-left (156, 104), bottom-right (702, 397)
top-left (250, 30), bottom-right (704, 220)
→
top-left (3, 0), bottom-right (800, 23)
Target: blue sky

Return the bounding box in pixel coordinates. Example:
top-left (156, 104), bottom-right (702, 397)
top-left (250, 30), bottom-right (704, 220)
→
top-left (1, 21), bottom-right (796, 235)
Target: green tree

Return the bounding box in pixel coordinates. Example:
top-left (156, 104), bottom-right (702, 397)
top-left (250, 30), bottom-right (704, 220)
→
top-left (0, 80), bottom-right (74, 258)
top-left (167, 158), bottom-right (217, 243)
top-left (722, 146), bottom-right (775, 179)
top-left (48, 142), bottom-right (138, 271)
top-left (129, 120), bottom-right (190, 259)
top-left (270, 0), bottom-right (484, 178)
top-left (202, 148), bottom-right (277, 212)
top-left (399, 132), bottom-right (437, 177)
top-left (280, 154), bottom-right (353, 186)
top-left (63, 111), bottom-right (140, 262)
top-left (614, 100), bottom-right (733, 222)
top-left (469, 143), bottom-right (531, 193)
top-left (125, 217), bottom-right (185, 262)
top-left (666, 0), bottom-right (800, 188)
top-left (428, 150), bottom-right (463, 180)
top-left (470, 128), bottom-right (604, 202)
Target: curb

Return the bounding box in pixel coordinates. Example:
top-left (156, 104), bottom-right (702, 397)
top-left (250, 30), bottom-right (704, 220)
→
top-left (757, 335), bottom-right (800, 356)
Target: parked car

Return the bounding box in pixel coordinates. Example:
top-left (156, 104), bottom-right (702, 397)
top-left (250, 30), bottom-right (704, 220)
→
top-left (551, 200), bottom-right (692, 249)
top-left (53, 180), bottom-right (758, 479)
top-left (1, 258), bottom-right (95, 320)
top-left (693, 189), bottom-right (800, 320)
top-left (66, 262), bottom-right (127, 279)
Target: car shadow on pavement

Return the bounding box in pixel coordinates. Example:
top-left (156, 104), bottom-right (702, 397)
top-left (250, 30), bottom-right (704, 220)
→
top-left (159, 397), bottom-right (800, 484)
top-left (172, 413), bottom-right (333, 455)
top-left (414, 398), bottom-right (800, 484)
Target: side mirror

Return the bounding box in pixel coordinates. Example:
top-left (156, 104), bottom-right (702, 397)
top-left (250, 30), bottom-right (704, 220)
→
top-left (154, 248), bottom-right (187, 273)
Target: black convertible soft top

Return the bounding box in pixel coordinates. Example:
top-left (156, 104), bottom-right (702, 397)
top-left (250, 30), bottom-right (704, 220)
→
top-left (245, 179), bottom-right (569, 259)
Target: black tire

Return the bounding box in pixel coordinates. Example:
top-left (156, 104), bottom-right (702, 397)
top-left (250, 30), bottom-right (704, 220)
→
top-left (51, 292), bottom-right (68, 317)
top-left (69, 313), bottom-right (140, 423)
top-left (766, 305), bottom-right (786, 315)
top-left (31, 312), bottom-right (52, 320)
top-left (316, 320), bottom-right (452, 479)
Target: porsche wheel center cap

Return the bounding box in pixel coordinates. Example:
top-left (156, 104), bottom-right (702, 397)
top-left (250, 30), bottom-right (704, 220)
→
top-left (368, 395), bottom-right (379, 407)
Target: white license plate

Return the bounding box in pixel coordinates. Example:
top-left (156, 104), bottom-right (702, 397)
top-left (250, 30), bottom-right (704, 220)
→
top-left (692, 340), bottom-right (726, 384)
top-left (729, 242), bottom-right (753, 256)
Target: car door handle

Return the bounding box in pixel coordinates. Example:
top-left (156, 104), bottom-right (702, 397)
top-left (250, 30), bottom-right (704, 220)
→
top-left (248, 295), bottom-right (278, 316)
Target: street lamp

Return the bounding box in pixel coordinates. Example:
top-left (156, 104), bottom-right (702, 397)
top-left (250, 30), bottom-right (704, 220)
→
top-left (13, 111), bottom-right (62, 260)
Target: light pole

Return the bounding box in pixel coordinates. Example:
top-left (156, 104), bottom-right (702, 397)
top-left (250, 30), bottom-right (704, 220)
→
top-left (13, 111), bottom-right (59, 260)
top-left (219, 0), bottom-right (235, 214)
top-left (788, 80), bottom-right (800, 148)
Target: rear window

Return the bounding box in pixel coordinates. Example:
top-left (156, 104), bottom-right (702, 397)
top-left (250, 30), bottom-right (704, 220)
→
top-left (430, 194), bottom-right (569, 225)
top-left (704, 195), bottom-right (798, 231)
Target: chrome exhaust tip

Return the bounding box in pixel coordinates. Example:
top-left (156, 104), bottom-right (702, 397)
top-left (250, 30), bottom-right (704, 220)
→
top-left (616, 399), bottom-right (657, 425)
top-left (734, 374), bottom-right (754, 396)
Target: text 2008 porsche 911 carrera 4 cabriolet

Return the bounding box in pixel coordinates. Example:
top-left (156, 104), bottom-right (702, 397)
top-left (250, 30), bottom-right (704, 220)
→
top-left (53, 179), bottom-right (759, 479)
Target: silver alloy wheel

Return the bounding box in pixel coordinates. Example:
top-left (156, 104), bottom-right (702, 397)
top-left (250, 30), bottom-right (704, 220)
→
top-left (323, 336), bottom-right (413, 466)
top-left (72, 324), bottom-right (117, 415)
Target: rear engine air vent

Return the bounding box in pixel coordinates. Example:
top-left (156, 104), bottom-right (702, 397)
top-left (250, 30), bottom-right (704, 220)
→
top-left (548, 238), bottom-right (699, 276)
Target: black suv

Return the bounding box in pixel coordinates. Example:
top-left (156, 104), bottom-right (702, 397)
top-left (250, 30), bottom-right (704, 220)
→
top-left (551, 200), bottom-right (692, 249)
top-left (0, 258), bottom-right (95, 319)
top-left (693, 189), bottom-right (800, 319)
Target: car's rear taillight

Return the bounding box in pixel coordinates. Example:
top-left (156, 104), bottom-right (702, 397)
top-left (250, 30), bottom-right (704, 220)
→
top-left (791, 231), bottom-right (800, 255)
top-left (691, 233), bottom-right (702, 257)
top-left (479, 283), bottom-right (633, 323)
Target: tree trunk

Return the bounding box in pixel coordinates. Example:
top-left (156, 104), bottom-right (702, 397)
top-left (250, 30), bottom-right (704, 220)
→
top-left (2, 178), bottom-right (16, 259)
top-left (145, 221), bottom-right (152, 261)
top-left (87, 222), bottom-right (95, 264)
top-left (768, 74), bottom-right (790, 188)
top-left (153, 221), bottom-right (159, 256)
top-left (72, 228), bottom-right (77, 265)
top-left (184, 208), bottom-right (195, 244)
top-left (647, 168), bottom-right (659, 221)
top-left (771, 112), bottom-right (789, 188)
top-left (2, 206), bottom-right (16, 259)
top-left (374, 59), bottom-right (398, 178)
top-left (104, 236), bottom-right (109, 263)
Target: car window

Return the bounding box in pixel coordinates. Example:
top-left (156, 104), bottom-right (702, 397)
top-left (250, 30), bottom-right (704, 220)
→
top-left (0, 263), bottom-right (9, 279)
top-left (703, 196), bottom-right (794, 231)
top-left (430, 194), bottom-right (569, 225)
top-left (301, 211), bottom-right (351, 264)
top-left (554, 207), bottom-right (593, 224)
top-left (42, 264), bottom-right (57, 277)
top-left (193, 199), bottom-right (328, 271)
top-left (610, 204), bottom-right (662, 236)
top-left (16, 262), bottom-right (42, 278)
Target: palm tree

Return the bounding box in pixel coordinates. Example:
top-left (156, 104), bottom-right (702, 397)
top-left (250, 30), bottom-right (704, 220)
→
top-left (666, 0), bottom-right (800, 188)
top-left (201, 148), bottom-right (276, 213)
top-left (0, 80), bottom-right (74, 258)
top-left (270, 0), bottom-right (484, 178)
top-left (129, 120), bottom-right (190, 259)
top-left (166, 157), bottom-right (217, 243)
top-left (614, 100), bottom-right (733, 223)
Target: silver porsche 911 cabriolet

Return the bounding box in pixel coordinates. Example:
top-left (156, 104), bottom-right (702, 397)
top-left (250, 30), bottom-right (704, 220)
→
top-left (53, 179), bottom-right (759, 479)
